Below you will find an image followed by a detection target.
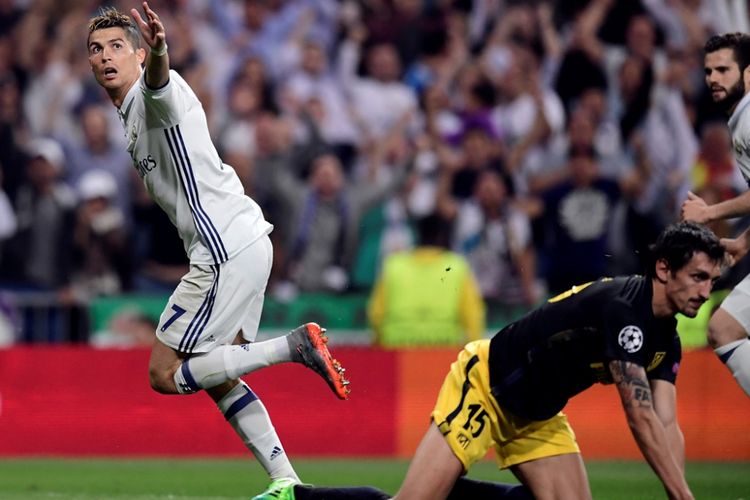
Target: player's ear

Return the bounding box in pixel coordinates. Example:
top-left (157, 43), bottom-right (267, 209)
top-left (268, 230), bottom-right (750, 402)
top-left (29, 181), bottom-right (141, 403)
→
top-left (136, 47), bottom-right (146, 65)
top-left (654, 258), bottom-right (669, 284)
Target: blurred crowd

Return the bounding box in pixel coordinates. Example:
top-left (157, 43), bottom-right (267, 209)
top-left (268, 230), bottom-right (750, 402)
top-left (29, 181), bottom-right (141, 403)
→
top-left (1, 0), bottom-right (750, 337)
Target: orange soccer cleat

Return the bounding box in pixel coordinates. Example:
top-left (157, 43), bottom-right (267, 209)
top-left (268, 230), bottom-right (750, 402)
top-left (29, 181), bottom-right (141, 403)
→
top-left (287, 322), bottom-right (350, 400)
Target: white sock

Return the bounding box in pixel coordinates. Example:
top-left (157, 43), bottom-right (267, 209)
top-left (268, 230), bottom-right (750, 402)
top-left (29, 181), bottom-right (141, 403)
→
top-left (715, 338), bottom-right (750, 397)
top-left (173, 336), bottom-right (292, 393)
top-left (217, 381), bottom-right (299, 481)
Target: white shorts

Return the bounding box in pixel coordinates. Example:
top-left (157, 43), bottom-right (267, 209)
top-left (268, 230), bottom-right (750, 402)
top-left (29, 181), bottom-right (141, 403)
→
top-left (156, 235), bottom-right (273, 354)
top-left (721, 273), bottom-right (750, 334)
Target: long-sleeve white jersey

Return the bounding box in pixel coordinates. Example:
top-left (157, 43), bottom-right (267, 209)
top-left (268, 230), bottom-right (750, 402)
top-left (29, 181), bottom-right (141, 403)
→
top-left (117, 70), bottom-right (272, 265)
top-left (728, 91), bottom-right (750, 187)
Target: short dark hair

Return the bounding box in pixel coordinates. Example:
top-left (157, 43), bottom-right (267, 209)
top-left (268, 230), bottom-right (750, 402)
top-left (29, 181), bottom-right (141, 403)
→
top-left (704, 32), bottom-right (750, 74)
top-left (87, 7), bottom-right (141, 50)
top-left (416, 213), bottom-right (451, 249)
top-left (647, 221), bottom-right (724, 278)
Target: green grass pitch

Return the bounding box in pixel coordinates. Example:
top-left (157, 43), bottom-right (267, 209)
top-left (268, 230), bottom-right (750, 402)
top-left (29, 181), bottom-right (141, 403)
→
top-left (0, 458), bottom-right (747, 499)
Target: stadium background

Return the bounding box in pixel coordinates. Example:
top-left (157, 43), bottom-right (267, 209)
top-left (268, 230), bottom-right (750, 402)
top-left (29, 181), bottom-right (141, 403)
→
top-left (1, 0), bottom-right (750, 497)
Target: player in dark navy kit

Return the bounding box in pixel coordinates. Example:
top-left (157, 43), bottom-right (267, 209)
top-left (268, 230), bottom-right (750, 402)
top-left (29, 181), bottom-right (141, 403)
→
top-left (254, 221), bottom-right (723, 500)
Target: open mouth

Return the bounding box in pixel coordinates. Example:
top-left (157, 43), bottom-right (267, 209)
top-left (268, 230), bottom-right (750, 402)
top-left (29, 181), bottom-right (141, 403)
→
top-left (103, 68), bottom-right (117, 79)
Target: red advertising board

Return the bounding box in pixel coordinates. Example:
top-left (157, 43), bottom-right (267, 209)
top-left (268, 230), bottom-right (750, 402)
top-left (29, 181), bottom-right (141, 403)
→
top-left (1, 347), bottom-right (748, 460)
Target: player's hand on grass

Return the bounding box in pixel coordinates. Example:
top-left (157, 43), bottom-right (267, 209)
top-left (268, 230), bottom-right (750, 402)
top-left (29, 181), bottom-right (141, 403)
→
top-left (131, 2), bottom-right (166, 52)
top-left (681, 191), bottom-right (711, 224)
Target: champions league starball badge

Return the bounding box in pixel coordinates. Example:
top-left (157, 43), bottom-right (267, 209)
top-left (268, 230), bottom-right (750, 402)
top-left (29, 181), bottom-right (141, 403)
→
top-left (618, 325), bottom-right (644, 353)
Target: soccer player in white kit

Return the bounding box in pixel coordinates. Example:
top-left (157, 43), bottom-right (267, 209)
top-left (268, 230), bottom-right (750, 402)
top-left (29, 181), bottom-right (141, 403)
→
top-left (86, 3), bottom-right (350, 481)
top-left (682, 32), bottom-right (750, 397)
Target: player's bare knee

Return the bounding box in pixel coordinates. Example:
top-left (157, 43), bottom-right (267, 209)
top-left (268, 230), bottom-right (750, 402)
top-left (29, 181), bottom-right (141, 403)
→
top-left (149, 340), bottom-right (186, 394)
top-left (707, 312), bottom-right (746, 349)
top-left (707, 320), bottom-right (723, 349)
top-left (206, 379), bottom-right (240, 402)
top-left (148, 364), bottom-right (178, 394)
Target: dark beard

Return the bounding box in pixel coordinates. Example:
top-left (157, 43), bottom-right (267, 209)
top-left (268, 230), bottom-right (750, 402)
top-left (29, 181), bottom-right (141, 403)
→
top-left (715, 78), bottom-right (746, 114)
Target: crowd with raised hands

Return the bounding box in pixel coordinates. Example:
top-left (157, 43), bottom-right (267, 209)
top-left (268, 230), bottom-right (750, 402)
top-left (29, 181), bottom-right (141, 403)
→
top-left (0, 0), bottom-right (748, 316)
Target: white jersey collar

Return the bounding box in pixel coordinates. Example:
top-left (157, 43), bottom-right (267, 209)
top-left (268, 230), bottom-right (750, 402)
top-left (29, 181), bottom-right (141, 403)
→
top-left (117, 74), bottom-right (141, 125)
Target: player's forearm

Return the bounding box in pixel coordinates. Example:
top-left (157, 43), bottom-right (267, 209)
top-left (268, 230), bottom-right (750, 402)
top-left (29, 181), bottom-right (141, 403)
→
top-left (144, 47), bottom-right (169, 89)
top-left (707, 190), bottom-right (750, 221)
top-left (612, 361), bottom-right (692, 499)
top-left (629, 414), bottom-right (692, 499)
top-left (664, 421), bottom-right (686, 472)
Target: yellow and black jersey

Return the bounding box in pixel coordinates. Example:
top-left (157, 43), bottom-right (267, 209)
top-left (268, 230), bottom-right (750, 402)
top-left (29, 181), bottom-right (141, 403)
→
top-left (489, 276), bottom-right (681, 421)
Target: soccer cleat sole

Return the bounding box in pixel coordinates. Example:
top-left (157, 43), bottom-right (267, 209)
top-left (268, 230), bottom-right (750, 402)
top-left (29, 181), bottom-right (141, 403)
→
top-left (292, 322), bottom-right (350, 400)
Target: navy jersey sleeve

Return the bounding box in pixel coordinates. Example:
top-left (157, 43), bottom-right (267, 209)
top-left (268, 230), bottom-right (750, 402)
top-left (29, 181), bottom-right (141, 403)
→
top-left (600, 298), bottom-right (651, 367)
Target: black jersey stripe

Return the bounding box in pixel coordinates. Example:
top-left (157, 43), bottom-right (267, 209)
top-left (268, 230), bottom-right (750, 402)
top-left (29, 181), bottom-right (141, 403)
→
top-left (173, 124), bottom-right (228, 261)
top-left (165, 127), bottom-right (221, 264)
top-left (164, 127), bottom-right (217, 264)
top-left (179, 265), bottom-right (220, 353)
top-left (178, 266), bottom-right (216, 353)
top-left (223, 384), bottom-right (259, 420)
top-left (186, 265), bottom-right (220, 353)
top-left (177, 267), bottom-right (215, 352)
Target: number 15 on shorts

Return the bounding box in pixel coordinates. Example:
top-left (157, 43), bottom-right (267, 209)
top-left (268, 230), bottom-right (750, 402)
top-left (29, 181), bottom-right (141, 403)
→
top-left (463, 403), bottom-right (489, 438)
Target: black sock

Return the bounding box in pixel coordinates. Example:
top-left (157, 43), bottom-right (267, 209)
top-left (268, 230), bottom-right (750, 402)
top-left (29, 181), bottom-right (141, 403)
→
top-left (292, 477), bottom-right (531, 500)
top-left (447, 477), bottom-right (533, 499)
top-left (293, 485), bottom-right (391, 500)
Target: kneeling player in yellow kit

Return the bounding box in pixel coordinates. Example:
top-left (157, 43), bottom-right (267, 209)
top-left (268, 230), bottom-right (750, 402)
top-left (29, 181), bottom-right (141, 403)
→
top-left (255, 221), bottom-right (722, 500)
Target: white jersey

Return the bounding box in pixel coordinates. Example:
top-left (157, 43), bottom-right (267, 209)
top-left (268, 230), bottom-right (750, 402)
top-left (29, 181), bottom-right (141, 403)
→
top-left (728, 91), bottom-right (750, 187)
top-left (117, 70), bottom-right (272, 265)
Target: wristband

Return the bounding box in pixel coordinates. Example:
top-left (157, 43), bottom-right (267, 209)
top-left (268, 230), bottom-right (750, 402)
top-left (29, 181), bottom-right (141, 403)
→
top-left (150, 44), bottom-right (168, 57)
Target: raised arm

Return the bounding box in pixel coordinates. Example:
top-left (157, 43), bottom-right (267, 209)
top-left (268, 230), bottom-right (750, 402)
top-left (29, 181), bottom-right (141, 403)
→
top-left (131, 2), bottom-right (169, 89)
top-left (609, 360), bottom-right (693, 500)
top-left (682, 189), bottom-right (750, 224)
